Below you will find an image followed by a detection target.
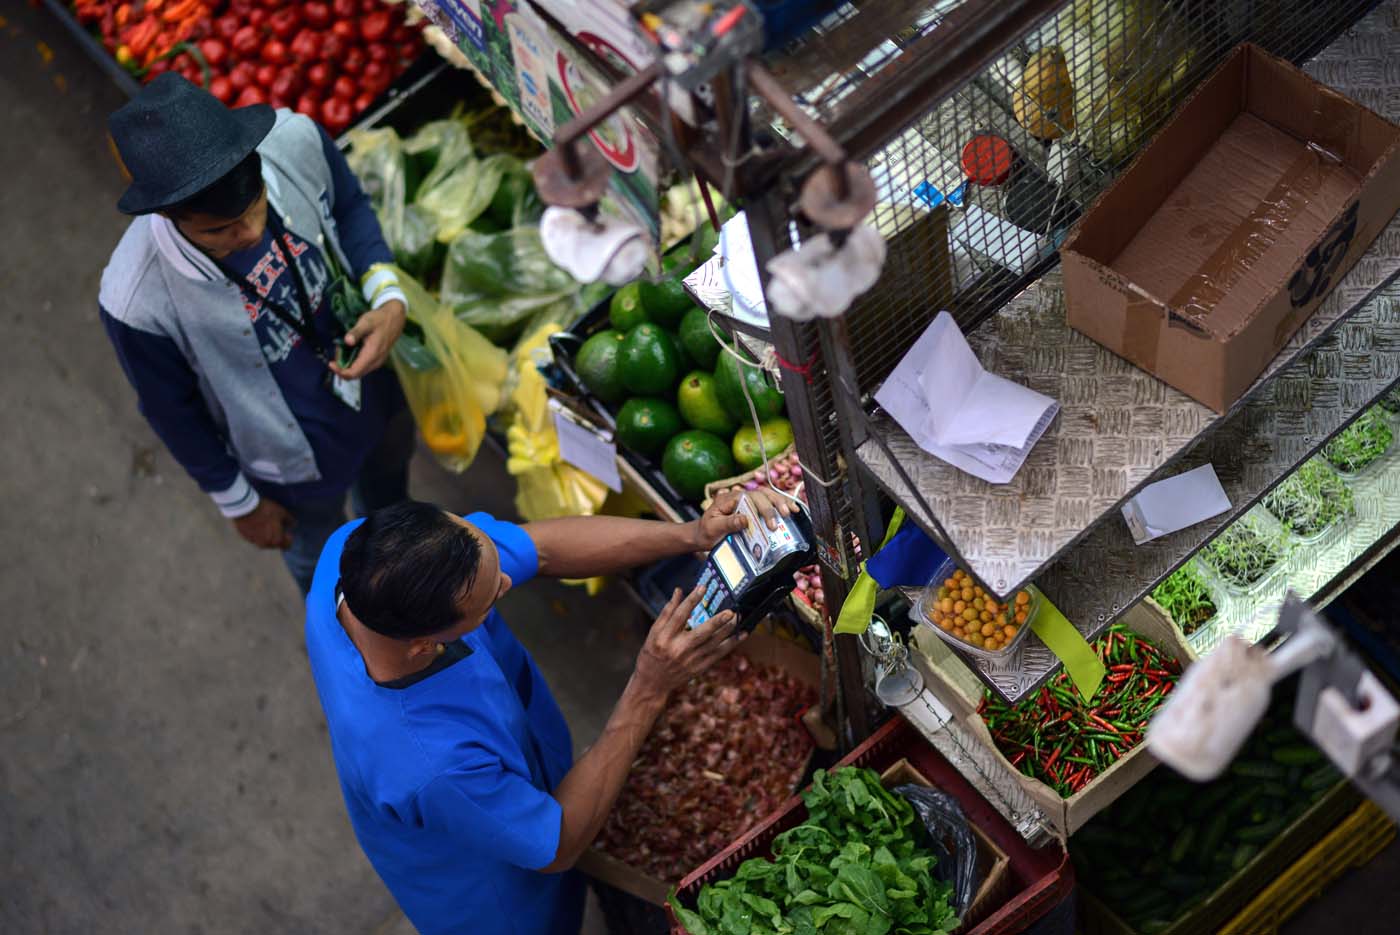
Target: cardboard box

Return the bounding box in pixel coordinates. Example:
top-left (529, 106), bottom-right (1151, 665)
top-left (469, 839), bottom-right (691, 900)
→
top-left (936, 603), bottom-right (1191, 839)
top-left (1062, 44), bottom-right (1400, 412)
top-left (575, 626), bottom-right (820, 905)
top-left (878, 759), bottom-right (1012, 931)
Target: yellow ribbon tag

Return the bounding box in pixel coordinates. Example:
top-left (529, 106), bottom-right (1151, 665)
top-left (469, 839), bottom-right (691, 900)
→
top-left (834, 508), bottom-right (905, 635)
top-left (1029, 597), bottom-right (1105, 700)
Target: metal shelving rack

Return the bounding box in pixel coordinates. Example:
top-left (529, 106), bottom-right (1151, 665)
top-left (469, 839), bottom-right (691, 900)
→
top-left (741, 0), bottom-right (1400, 708)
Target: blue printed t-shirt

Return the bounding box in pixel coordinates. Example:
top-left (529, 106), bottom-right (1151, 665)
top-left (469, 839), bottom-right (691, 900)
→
top-left (221, 226), bottom-right (403, 503)
top-left (305, 513), bottom-right (584, 935)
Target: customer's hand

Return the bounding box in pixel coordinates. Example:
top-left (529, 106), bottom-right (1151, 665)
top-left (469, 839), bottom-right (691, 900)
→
top-left (692, 486), bottom-right (797, 550)
top-left (330, 299), bottom-right (406, 380)
top-left (633, 586), bottom-right (743, 697)
top-left (233, 499), bottom-right (294, 550)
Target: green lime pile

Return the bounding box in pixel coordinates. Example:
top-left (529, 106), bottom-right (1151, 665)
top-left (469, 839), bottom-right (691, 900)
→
top-left (573, 276), bottom-right (791, 500)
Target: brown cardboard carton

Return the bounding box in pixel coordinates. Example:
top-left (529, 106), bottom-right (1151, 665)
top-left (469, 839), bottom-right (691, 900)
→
top-left (1062, 44), bottom-right (1400, 413)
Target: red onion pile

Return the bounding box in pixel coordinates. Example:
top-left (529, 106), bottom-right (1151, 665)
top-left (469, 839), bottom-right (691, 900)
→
top-left (592, 653), bottom-right (816, 883)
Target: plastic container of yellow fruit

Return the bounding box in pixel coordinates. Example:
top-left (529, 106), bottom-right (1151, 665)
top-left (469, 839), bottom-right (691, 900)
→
top-left (915, 559), bottom-right (1041, 660)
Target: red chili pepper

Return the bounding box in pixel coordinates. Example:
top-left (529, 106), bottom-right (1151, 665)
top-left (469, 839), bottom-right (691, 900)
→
top-left (331, 0), bottom-right (356, 19)
top-left (1044, 747), bottom-right (1061, 771)
top-left (1109, 664), bottom-right (1135, 674)
top-left (289, 28), bottom-right (320, 61)
top-left (267, 8), bottom-right (299, 40)
top-left (230, 24), bottom-right (259, 57)
top-left (341, 44), bottom-right (366, 75)
top-left (234, 84), bottom-right (267, 107)
top-left (320, 95), bottom-right (352, 135)
top-left (303, 1), bottom-right (330, 28)
top-left (208, 74), bottom-right (233, 103)
top-left (306, 60), bottom-right (333, 89)
top-left (1088, 713), bottom-right (1119, 733)
top-left (261, 39), bottom-right (288, 65)
top-left (359, 9), bottom-right (391, 43)
top-left (331, 74), bottom-right (355, 101)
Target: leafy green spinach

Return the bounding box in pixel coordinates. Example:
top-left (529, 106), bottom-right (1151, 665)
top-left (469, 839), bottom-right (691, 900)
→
top-left (672, 768), bottom-right (959, 935)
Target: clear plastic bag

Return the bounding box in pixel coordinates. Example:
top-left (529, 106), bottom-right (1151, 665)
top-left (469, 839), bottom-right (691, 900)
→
top-left (344, 127), bottom-right (408, 258)
top-left (893, 784), bottom-right (981, 915)
top-left (389, 267), bottom-right (509, 473)
top-left (402, 117), bottom-right (474, 202)
top-left (441, 227), bottom-right (583, 347)
top-left (414, 152), bottom-right (511, 244)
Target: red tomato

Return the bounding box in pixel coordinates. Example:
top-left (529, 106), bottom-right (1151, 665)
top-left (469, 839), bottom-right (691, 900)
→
top-left (354, 91), bottom-right (374, 114)
top-left (303, 1), bottom-right (330, 29)
top-left (331, 0), bottom-right (356, 19)
top-left (261, 40), bottom-right (288, 65)
top-left (246, 8), bottom-right (268, 28)
top-left (214, 15), bottom-right (240, 41)
top-left (319, 33), bottom-right (345, 61)
top-left (307, 61), bottom-right (333, 89)
top-left (295, 92), bottom-right (321, 117)
top-left (332, 75), bottom-right (356, 101)
top-left (320, 95), bottom-right (352, 135)
top-left (359, 10), bottom-right (391, 43)
top-left (197, 38), bottom-right (227, 69)
top-left (235, 85), bottom-right (268, 107)
top-left (231, 24), bottom-right (260, 57)
top-left (256, 64), bottom-right (278, 88)
top-left (267, 8), bottom-right (300, 41)
top-left (290, 29), bottom-right (321, 62)
top-left (146, 58), bottom-right (172, 76)
top-left (361, 60), bottom-right (390, 94)
top-left (208, 75), bottom-right (234, 103)
top-left (365, 41), bottom-right (392, 64)
top-left (270, 68), bottom-right (302, 101)
top-left (360, 0), bottom-right (378, 12)
top-left (341, 46), bottom-right (366, 75)
top-left (331, 20), bottom-right (357, 41)
top-left (397, 40), bottom-right (420, 63)
top-left (228, 61), bottom-right (257, 91)
top-left (390, 22), bottom-right (411, 43)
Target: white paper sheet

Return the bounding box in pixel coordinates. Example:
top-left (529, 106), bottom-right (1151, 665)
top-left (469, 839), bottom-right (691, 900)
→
top-left (551, 405), bottom-right (622, 492)
top-left (1121, 464), bottom-right (1232, 545)
top-left (874, 311), bottom-right (1059, 484)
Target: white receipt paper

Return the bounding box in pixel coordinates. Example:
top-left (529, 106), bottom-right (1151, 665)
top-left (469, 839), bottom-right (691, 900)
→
top-left (1121, 464), bottom-right (1232, 545)
top-left (875, 311), bottom-right (1059, 484)
top-left (551, 405), bottom-right (622, 492)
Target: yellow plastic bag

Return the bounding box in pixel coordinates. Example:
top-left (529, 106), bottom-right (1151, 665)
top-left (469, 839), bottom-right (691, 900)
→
top-left (390, 268), bottom-right (508, 473)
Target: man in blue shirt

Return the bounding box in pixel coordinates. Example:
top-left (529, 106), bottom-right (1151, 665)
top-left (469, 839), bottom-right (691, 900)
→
top-left (100, 74), bottom-right (411, 594)
top-left (305, 490), bottom-right (794, 934)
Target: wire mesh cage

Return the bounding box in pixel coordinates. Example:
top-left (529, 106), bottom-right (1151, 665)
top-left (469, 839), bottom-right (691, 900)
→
top-left (765, 0), bottom-right (1382, 398)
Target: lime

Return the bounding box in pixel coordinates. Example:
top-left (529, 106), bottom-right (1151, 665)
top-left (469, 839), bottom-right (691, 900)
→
top-left (609, 282), bottom-right (648, 333)
top-left (662, 430), bottom-right (736, 500)
top-left (678, 307), bottom-right (722, 370)
top-left (616, 398), bottom-right (683, 458)
top-left (677, 371), bottom-right (737, 436)
top-left (638, 278), bottom-right (692, 329)
top-left (715, 347), bottom-right (785, 421)
top-left (732, 418), bottom-right (795, 470)
top-left (619, 323), bottom-right (683, 396)
top-left (574, 329), bottom-right (627, 404)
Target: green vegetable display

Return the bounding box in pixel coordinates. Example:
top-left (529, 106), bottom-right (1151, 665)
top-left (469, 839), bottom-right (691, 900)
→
top-left (1262, 457), bottom-right (1354, 538)
top-left (1150, 563), bottom-right (1217, 636)
top-left (1323, 409), bottom-right (1394, 474)
top-left (1200, 511), bottom-right (1291, 592)
top-left (674, 767), bottom-right (959, 935)
top-left (1073, 693), bottom-right (1339, 933)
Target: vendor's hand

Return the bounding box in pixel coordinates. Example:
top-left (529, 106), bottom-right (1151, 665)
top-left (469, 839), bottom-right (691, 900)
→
top-left (329, 299), bottom-right (406, 381)
top-left (233, 499), bottom-right (294, 550)
top-left (692, 487), bottom-right (796, 550)
top-left (633, 586), bottom-right (742, 697)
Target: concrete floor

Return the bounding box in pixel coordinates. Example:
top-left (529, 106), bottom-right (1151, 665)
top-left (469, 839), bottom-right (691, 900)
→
top-left (2, 4), bottom-right (1398, 934)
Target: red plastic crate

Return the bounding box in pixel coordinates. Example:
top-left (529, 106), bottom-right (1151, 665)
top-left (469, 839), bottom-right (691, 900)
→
top-left (667, 716), bottom-right (1073, 934)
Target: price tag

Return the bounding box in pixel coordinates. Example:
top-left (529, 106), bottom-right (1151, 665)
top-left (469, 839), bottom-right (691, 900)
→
top-left (551, 403), bottom-right (622, 492)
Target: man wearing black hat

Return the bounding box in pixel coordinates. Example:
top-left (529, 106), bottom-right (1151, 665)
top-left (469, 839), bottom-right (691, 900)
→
top-left (100, 74), bottom-right (413, 594)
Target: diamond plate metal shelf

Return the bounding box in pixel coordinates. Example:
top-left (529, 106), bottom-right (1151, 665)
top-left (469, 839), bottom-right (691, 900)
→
top-left (855, 2), bottom-right (1400, 606)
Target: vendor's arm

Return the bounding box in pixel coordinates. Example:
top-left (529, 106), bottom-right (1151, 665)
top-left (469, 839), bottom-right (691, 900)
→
top-left (100, 308), bottom-right (291, 548)
top-left (524, 488), bottom-right (796, 579)
top-left (317, 125), bottom-right (405, 380)
top-left (539, 585), bottom-right (741, 872)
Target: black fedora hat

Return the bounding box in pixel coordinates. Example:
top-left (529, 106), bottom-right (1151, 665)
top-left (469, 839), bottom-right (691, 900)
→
top-left (109, 73), bottom-right (275, 216)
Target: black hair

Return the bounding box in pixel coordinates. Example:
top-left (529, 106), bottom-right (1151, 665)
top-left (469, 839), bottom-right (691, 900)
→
top-left (339, 501), bottom-right (482, 640)
top-left (168, 151), bottom-right (264, 220)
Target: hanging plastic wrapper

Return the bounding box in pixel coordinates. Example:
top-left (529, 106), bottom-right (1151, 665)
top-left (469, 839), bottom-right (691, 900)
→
top-left (765, 222), bottom-right (886, 320)
top-left (893, 784), bottom-right (982, 916)
top-left (389, 268), bottom-right (509, 473)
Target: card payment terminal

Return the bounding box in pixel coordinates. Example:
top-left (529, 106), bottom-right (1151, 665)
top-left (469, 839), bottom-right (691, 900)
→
top-left (687, 496), bottom-right (816, 631)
